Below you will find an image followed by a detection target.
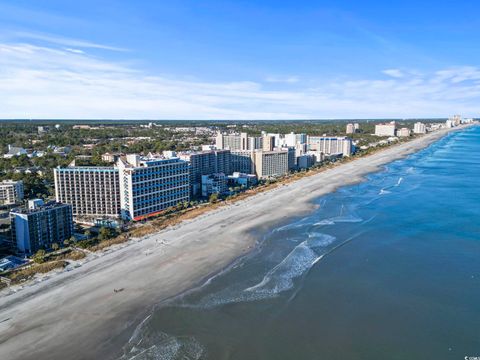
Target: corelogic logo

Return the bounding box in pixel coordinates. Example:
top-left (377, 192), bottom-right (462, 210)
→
top-left (465, 357), bottom-right (480, 360)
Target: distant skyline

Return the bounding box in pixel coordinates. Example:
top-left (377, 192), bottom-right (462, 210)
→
top-left (1, 0), bottom-right (480, 120)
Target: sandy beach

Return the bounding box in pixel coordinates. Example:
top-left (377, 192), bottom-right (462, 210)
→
top-left (0, 125), bottom-right (472, 360)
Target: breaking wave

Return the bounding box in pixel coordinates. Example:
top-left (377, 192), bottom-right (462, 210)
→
top-left (120, 324), bottom-right (205, 360)
top-left (187, 233), bottom-right (336, 308)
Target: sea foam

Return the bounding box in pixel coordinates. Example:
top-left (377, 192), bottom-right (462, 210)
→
top-left (120, 329), bottom-right (204, 360)
top-left (189, 233), bottom-right (336, 308)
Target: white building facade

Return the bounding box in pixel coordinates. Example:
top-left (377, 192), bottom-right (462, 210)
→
top-left (397, 128), bottom-right (411, 137)
top-left (375, 122), bottom-right (397, 136)
top-left (307, 136), bottom-right (353, 156)
top-left (117, 155), bottom-right (190, 221)
top-left (413, 122), bottom-right (427, 134)
top-left (54, 166), bottom-right (121, 220)
top-left (0, 180), bottom-right (24, 205)
top-left (254, 150), bottom-right (290, 178)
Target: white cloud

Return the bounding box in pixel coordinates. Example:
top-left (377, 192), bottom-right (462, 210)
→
top-left (13, 31), bottom-right (127, 52)
top-left (382, 69), bottom-right (404, 78)
top-left (0, 42), bottom-right (480, 119)
top-left (265, 75), bottom-right (300, 84)
top-left (64, 48), bottom-right (85, 54)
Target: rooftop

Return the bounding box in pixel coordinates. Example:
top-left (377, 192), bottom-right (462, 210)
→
top-left (11, 201), bottom-right (70, 215)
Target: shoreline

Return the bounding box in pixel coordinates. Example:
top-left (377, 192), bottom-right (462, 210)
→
top-left (0, 124), bottom-right (474, 360)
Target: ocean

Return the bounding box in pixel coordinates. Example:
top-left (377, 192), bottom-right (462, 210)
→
top-left (121, 126), bottom-right (480, 360)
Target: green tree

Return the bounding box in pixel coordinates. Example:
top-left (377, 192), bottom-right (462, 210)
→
top-left (51, 243), bottom-right (59, 251)
top-left (33, 249), bottom-right (46, 263)
top-left (98, 227), bottom-right (112, 241)
top-left (209, 193), bottom-right (219, 203)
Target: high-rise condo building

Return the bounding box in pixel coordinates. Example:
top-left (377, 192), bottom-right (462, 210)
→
top-left (230, 150), bottom-right (256, 174)
top-left (285, 132), bottom-right (307, 147)
top-left (0, 180), bottom-right (24, 205)
top-left (11, 200), bottom-right (73, 255)
top-left (262, 135), bottom-right (275, 151)
top-left (346, 123), bottom-right (355, 134)
top-left (54, 166), bottom-right (121, 220)
top-left (307, 136), bottom-right (353, 156)
top-left (179, 150), bottom-right (231, 196)
top-left (450, 115), bottom-right (462, 126)
top-left (254, 149), bottom-right (290, 178)
top-left (117, 155), bottom-right (190, 221)
top-left (397, 128), bottom-right (411, 137)
top-left (375, 122), bottom-right (397, 136)
top-left (216, 132), bottom-right (263, 151)
top-left (216, 132), bottom-right (247, 150)
top-left (413, 122), bottom-right (427, 134)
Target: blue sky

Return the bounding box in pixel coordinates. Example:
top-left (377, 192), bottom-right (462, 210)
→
top-left (1, 0), bottom-right (479, 119)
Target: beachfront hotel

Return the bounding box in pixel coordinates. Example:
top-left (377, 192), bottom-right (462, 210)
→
top-left (307, 136), bottom-right (353, 156)
top-left (117, 154), bottom-right (190, 221)
top-left (414, 122), bottom-right (427, 134)
top-left (284, 132), bottom-right (307, 147)
top-left (54, 166), bottom-right (121, 221)
top-left (0, 180), bottom-right (24, 205)
top-left (216, 131), bottom-right (353, 176)
top-left (215, 131), bottom-right (263, 151)
top-left (10, 200), bottom-right (73, 255)
top-left (179, 149), bottom-right (231, 196)
top-left (230, 150), bottom-right (256, 174)
top-left (254, 149), bottom-right (290, 178)
top-left (397, 127), bottom-right (411, 137)
top-left (54, 154), bottom-right (190, 222)
top-left (375, 122), bottom-right (397, 136)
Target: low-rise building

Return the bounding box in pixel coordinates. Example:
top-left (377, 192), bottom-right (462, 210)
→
top-left (201, 173), bottom-right (227, 197)
top-left (51, 146), bottom-right (72, 157)
top-left (227, 172), bottom-right (258, 188)
top-left (102, 152), bottom-right (122, 163)
top-left (306, 150), bottom-right (325, 163)
top-left (10, 200), bottom-right (73, 255)
top-left (38, 126), bottom-right (49, 135)
top-left (0, 180), bottom-right (24, 205)
top-left (3, 145), bottom-right (27, 159)
top-left (296, 154), bottom-right (316, 169)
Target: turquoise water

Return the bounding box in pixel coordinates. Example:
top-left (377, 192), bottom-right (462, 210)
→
top-left (122, 126), bottom-right (480, 360)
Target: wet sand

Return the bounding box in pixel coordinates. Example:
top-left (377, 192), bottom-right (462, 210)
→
top-left (0, 125), bottom-right (472, 360)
